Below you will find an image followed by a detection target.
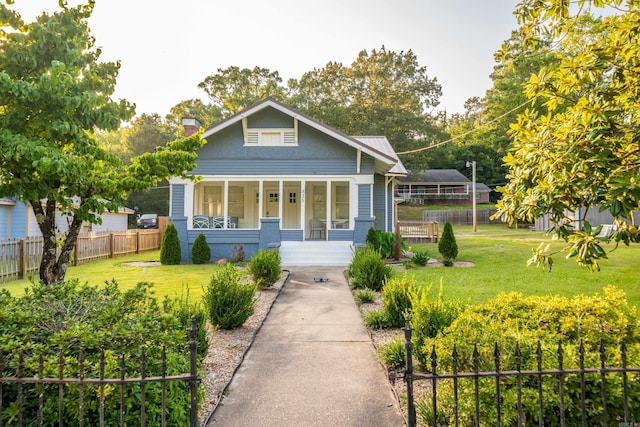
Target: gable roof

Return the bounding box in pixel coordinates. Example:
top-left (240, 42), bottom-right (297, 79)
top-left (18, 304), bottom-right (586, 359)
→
top-left (202, 97), bottom-right (406, 177)
top-left (0, 197), bottom-right (17, 206)
top-left (400, 169), bottom-right (470, 184)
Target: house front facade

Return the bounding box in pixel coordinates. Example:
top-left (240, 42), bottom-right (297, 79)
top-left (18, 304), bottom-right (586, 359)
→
top-left (169, 98), bottom-right (407, 263)
top-left (396, 169), bottom-right (491, 205)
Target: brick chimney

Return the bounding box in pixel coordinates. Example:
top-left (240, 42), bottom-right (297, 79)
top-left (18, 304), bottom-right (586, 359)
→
top-left (182, 118), bottom-right (201, 137)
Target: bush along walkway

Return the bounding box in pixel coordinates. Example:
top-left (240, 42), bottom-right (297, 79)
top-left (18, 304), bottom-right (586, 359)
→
top-left (207, 266), bottom-right (403, 427)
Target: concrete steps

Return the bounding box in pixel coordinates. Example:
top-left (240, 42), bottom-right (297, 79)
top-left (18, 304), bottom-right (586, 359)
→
top-left (279, 241), bottom-right (354, 266)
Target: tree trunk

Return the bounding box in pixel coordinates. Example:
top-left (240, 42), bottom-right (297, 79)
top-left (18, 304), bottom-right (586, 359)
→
top-left (31, 199), bottom-right (84, 285)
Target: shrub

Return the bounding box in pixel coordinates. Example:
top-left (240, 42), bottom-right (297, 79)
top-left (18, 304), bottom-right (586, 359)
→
top-left (438, 220), bottom-right (458, 265)
top-left (362, 308), bottom-right (390, 329)
top-left (378, 337), bottom-right (406, 370)
top-left (191, 233), bottom-right (210, 264)
top-left (230, 243), bottom-right (246, 263)
top-left (409, 281), bottom-right (465, 366)
top-left (365, 227), bottom-right (402, 259)
top-left (354, 288), bottom-right (377, 304)
top-left (411, 251), bottom-right (430, 266)
top-left (160, 222), bottom-right (181, 265)
top-left (203, 264), bottom-right (257, 329)
top-left (347, 246), bottom-right (393, 291)
top-left (0, 280), bottom-right (196, 425)
top-left (163, 286), bottom-right (208, 359)
top-left (248, 249), bottom-right (281, 288)
top-left (382, 274), bottom-right (417, 328)
top-left (416, 286), bottom-right (640, 426)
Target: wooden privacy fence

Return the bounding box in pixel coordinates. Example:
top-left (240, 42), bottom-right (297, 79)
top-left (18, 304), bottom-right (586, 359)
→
top-left (397, 221), bottom-right (440, 243)
top-left (423, 209), bottom-right (499, 226)
top-left (0, 229), bottom-right (162, 283)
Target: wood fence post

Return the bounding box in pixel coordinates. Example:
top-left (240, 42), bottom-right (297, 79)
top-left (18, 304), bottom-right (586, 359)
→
top-left (19, 239), bottom-right (26, 279)
top-left (136, 231), bottom-right (140, 254)
top-left (110, 233), bottom-right (114, 258)
top-left (74, 239), bottom-right (79, 266)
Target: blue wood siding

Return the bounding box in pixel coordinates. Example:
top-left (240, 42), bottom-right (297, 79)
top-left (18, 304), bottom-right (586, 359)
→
top-left (0, 205), bottom-right (9, 240)
top-left (373, 174), bottom-right (386, 231)
top-left (193, 108), bottom-right (378, 176)
top-left (171, 185), bottom-right (185, 217)
top-left (358, 185), bottom-right (371, 217)
top-left (281, 229), bottom-right (303, 241)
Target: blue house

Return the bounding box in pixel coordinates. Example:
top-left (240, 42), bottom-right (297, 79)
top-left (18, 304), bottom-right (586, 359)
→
top-left (169, 98), bottom-right (407, 265)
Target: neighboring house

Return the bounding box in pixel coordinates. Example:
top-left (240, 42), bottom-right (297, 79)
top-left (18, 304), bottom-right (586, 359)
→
top-left (0, 197), bottom-right (133, 240)
top-left (169, 97), bottom-right (407, 263)
top-left (396, 169), bottom-right (491, 204)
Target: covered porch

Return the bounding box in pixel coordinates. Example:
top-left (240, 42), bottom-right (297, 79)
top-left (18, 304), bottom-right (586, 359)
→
top-left (186, 177), bottom-right (355, 241)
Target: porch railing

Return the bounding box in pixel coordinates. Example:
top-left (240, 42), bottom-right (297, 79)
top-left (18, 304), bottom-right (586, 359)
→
top-left (0, 317), bottom-right (200, 426)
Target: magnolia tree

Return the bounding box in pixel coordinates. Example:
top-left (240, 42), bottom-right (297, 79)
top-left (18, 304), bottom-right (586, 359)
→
top-left (494, 0), bottom-right (640, 271)
top-left (0, 2), bottom-right (202, 284)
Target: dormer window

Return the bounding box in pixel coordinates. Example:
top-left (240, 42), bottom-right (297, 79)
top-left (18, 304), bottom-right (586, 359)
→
top-left (242, 118), bottom-right (298, 146)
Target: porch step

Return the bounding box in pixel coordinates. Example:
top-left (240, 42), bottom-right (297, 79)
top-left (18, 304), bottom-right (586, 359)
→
top-left (279, 241), bottom-right (354, 266)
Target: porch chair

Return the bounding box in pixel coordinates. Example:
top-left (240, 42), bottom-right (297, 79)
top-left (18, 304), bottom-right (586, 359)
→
top-left (193, 215), bottom-right (210, 229)
top-left (309, 219), bottom-right (325, 239)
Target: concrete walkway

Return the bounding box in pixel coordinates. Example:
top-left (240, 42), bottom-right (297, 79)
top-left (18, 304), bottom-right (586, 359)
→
top-left (208, 266), bottom-right (403, 426)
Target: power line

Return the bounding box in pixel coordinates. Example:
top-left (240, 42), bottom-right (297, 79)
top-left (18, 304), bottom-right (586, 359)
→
top-left (397, 97), bottom-right (537, 156)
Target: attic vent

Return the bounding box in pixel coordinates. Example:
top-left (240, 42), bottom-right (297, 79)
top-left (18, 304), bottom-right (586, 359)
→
top-left (246, 130), bottom-right (259, 144)
top-left (283, 130), bottom-right (296, 144)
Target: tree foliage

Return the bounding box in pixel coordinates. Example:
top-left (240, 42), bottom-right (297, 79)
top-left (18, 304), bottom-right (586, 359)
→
top-left (494, 0), bottom-right (640, 271)
top-left (0, 3), bottom-right (202, 284)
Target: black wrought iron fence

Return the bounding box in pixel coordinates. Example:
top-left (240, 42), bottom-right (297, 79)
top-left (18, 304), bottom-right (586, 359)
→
top-left (0, 317), bottom-right (200, 427)
top-left (391, 322), bottom-right (640, 427)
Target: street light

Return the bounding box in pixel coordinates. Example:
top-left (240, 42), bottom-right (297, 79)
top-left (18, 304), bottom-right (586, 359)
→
top-left (466, 160), bottom-right (477, 232)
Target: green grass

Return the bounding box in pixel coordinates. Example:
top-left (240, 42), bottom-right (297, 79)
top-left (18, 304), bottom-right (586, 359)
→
top-left (403, 224), bottom-right (640, 309)
top-left (2, 250), bottom-right (221, 299)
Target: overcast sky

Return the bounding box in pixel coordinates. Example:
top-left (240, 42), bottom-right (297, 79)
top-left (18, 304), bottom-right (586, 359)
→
top-left (13, 0), bottom-right (519, 120)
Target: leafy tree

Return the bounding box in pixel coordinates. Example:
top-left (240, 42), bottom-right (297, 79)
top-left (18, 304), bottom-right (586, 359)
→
top-left (160, 223), bottom-right (182, 265)
top-left (165, 99), bottom-right (223, 136)
top-left (123, 113), bottom-right (176, 159)
top-left (0, 3), bottom-right (202, 284)
top-left (288, 46), bottom-right (444, 170)
top-left (198, 66), bottom-right (287, 116)
top-left (494, 0), bottom-right (640, 271)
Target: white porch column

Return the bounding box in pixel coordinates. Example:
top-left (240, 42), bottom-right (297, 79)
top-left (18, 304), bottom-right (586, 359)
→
top-left (223, 180), bottom-right (229, 228)
top-left (325, 180), bottom-right (331, 237)
top-left (301, 179), bottom-right (306, 236)
top-left (258, 180), bottom-right (263, 226)
top-left (278, 180), bottom-right (283, 228)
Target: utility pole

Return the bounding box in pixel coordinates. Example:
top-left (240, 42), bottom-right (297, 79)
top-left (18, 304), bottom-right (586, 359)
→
top-left (467, 160), bottom-right (477, 232)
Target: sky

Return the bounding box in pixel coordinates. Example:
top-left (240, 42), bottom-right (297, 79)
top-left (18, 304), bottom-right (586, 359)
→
top-left (12, 0), bottom-right (519, 120)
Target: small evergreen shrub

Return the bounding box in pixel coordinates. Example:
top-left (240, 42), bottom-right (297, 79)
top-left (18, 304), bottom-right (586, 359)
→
top-left (160, 222), bottom-right (181, 265)
top-left (438, 220), bottom-right (458, 265)
top-left (347, 246), bottom-right (393, 291)
top-left (248, 249), bottom-right (281, 288)
top-left (191, 233), bottom-right (210, 264)
top-left (230, 243), bottom-right (246, 263)
top-left (362, 308), bottom-right (390, 329)
top-left (378, 337), bottom-right (406, 370)
top-left (354, 288), bottom-right (377, 304)
top-left (203, 264), bottom-right (257, 329)
top-left (382, 274), bottom-right (417, 328)
top-left (411, 251), bottom-right (430, 266)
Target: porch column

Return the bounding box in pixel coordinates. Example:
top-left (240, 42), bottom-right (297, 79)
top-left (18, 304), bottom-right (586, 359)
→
top-left (258, 180), bottom-right (263, 226)
top-left (223, 180), bottom-right (229, 229)
top-left (278, 180), bottom-right (283, 228)
top-left (300, 180), bottom-right (306, 236)
top-left (325, 180), bottom-right (331, 238)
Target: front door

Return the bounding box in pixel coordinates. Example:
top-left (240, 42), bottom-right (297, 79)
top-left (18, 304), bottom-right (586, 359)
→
top-left (282, 186), bottom-right (300, 229)
top-left (264, 188), bottom-right (279, 218)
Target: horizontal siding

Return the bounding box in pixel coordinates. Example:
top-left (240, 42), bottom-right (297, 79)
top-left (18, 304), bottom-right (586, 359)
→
top-left (193, 159), bottom-right (357, 176)
top-left (172, 185), bottom-right (185, 217)
top-left (358, 185), bottom-right (371, 217)
top-left (328, 229), bottom-right (354, 241)
top-left (187, 229), bottom-right (260, 244)
top-left (281, 229), bottom-right (303, 241)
